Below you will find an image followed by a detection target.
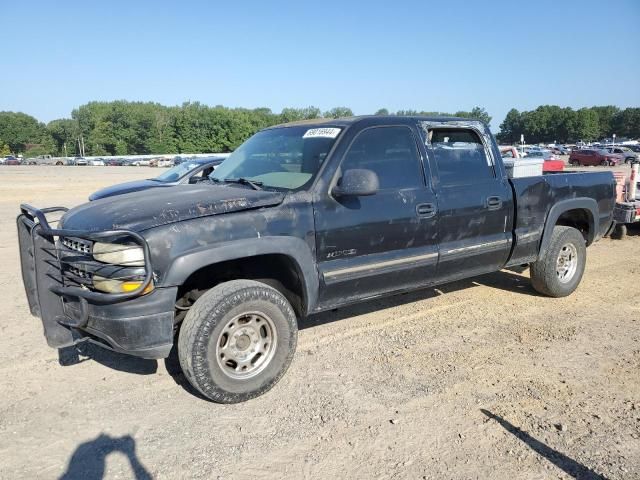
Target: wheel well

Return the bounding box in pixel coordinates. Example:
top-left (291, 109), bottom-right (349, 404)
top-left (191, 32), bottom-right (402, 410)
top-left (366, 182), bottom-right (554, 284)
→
top-left (174, 254), bottom-right (306, 322)
top-left (555, 208), bottom-right (592, 243)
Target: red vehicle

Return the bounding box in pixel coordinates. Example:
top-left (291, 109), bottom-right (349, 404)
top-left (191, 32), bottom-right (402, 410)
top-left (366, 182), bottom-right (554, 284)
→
top-left (569, 149), bottom-right (623, 167)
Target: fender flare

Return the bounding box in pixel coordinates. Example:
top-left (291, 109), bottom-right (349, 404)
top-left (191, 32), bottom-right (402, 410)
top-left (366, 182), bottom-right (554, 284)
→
top-left (538, 198), bottom-right (598, 260)
top-left (161, 237), bottom-right (319, 315)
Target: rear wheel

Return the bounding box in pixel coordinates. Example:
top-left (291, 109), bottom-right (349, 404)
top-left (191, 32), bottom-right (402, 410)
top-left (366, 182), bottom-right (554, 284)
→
top-left (530, 226), bottom-right (586, 297)
top-left (570, 159), bottom-right (579, 166)
top-left (178, 280), bottom-right (298, 403)
top-left (55, 161), bottom-right (63, 166)
top-left (600, 160), bottom-right (608, 166)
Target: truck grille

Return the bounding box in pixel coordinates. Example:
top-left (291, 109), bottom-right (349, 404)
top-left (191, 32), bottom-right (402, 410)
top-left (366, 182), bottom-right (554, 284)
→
top-left (67, 265), bottom-right (93, 280)
top-left (62, 237), bottom-right (92, 254)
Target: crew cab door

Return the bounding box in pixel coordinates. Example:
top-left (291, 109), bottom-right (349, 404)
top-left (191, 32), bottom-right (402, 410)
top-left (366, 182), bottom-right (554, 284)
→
top-left (313, 125), bottom-right (439, 309)
top-left (422, 123), bottom-right (513, 281)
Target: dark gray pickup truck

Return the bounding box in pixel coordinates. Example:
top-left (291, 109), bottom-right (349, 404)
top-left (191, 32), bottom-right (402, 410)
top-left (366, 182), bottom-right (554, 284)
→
top-left (18, 116), bottom-right (616, 403)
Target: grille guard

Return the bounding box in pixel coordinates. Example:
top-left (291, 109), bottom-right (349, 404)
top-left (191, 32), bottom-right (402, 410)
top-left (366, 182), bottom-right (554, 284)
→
top-left (19, 203), bottom-right (154, 305)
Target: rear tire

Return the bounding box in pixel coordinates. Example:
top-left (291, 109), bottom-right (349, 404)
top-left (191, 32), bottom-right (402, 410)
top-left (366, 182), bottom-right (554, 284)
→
top-left (530, 226), bottom-right (586, 297)
top-left (600, 160), bottom-right (608, 166)
top-left (178, 280), bottom-right (298, 403)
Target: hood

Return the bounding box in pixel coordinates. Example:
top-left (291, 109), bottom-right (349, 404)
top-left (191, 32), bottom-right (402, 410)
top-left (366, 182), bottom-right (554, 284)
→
top-left (62, 184), bottom-right (285, 232)
top-left (89, 179), bottom-right (165, 201)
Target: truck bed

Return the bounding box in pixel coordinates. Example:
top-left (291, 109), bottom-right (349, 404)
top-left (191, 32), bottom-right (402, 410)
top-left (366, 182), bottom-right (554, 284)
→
top-left (507, 171), bottom-right (616, 266)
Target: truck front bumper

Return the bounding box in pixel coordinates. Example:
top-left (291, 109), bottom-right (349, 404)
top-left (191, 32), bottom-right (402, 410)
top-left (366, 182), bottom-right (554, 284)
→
top-left (17, 205), bottom-right (176, 359)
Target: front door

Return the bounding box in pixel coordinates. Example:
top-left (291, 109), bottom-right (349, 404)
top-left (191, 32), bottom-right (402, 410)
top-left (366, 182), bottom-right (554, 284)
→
top-left (314, 125), bottom-right (439, 309)
top-left (423, 125), bottom-right (513, 282)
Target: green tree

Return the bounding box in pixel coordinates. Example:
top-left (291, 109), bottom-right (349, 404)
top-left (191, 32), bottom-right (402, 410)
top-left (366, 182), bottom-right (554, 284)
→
top-left (497, 109), bottom-right (523, 144)
top-left (0, 111), bottom-right (50, 153)
top-left (571, 108), bottom-right (600, 142)
top-left (324, 107), bottom-right (353, 118)
top-left (0, 142), bottom-right (10, 156)
top-left (375, 108), bottom-right (389, 115)
top-left (280, 106), bottom-right (322, 123)
top-left (592, 106), bottom-right (620, 138)
top-left (47, 118), bottom-right (78, 155)
top-left (455, 106), bottom-right (492, 125)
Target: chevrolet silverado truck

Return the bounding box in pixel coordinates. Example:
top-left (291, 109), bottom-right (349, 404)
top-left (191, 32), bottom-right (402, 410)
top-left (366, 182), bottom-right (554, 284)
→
top-left (18, 116), bottom-right (616, 403)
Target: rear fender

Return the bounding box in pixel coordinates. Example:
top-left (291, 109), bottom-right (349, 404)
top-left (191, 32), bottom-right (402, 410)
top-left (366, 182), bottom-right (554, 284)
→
top-left (538, 198), bottom-right (597, 260)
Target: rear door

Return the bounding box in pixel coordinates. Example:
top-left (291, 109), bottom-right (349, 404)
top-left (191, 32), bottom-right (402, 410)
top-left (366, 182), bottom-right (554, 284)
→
top-left (422, 124), bottom-right (513, 282)
top-left (314, 124), bottom-right (439, 309)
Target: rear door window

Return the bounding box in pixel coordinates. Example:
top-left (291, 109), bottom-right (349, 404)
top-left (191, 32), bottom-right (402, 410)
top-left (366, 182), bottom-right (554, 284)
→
top-left (428, 128), bottom-right (494, 186)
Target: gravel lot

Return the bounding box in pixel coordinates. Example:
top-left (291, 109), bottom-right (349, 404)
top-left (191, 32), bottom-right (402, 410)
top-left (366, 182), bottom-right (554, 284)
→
top-left (0, 165), bottom-right (639, 479)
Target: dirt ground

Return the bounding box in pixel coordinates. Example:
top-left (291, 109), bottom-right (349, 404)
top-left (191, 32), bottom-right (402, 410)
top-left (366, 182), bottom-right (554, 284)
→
top-left (0, 165), bottom-right (639, 480)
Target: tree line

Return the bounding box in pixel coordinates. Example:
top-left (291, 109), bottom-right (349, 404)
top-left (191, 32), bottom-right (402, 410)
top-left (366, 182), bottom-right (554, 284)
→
top-left (497, 106), bottom-right (640, 145)
top-left (0, 102), bottom-right (491, 157)
top-left (1, 101), bottom-right (637, 157)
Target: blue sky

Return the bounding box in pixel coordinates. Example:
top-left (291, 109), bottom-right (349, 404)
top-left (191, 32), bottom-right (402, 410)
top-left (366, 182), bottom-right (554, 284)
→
top-left (1, 0), bottom-right (639, 130)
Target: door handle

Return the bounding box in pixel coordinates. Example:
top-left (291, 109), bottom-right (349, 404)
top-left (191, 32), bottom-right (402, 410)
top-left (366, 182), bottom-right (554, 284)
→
top-left (416, 203), bottom-right (437, 218)
top-left (486, 196), bottom-right (502, 210)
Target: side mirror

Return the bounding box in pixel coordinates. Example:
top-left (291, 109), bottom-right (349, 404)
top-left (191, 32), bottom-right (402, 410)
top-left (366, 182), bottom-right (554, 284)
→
top-left (332, 168), bottom-right (379, 197)
top-left (188, 176), bottom-right (201, 184)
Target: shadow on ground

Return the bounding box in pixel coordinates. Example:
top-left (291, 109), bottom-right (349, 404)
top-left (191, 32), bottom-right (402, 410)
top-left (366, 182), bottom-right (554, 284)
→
top-left (57, 269), bottom-right (539, 399)
top-left (59, 433), bottom-right (152, 480)
top-left (300, 269), bottom-right (537, 330)
top-left (58, 343), bottom-right (158, 375)
top-left (481, 409), bottom-right (606, 480)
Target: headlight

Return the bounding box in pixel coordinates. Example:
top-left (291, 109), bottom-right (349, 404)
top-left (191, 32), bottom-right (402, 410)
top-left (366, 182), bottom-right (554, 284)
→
top-left (93, 275), bottom-right (154, 294)
top-left (93, 241), bottom-right (144, 266)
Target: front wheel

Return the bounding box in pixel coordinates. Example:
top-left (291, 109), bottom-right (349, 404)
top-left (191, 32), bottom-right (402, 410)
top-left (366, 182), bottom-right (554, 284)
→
top-left (530, 226), bottom-right (586, 297)
top-left (178, 280), bottom-right (298, 403)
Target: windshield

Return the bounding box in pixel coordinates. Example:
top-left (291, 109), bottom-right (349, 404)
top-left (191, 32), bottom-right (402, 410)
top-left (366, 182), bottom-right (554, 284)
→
top-left (210, 126), bottom-right (342, 190)
top-left (154, 161), bottom-right (202, 182)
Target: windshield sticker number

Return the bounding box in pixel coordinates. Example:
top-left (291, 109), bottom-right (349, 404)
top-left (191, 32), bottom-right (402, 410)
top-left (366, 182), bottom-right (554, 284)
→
top-left (303, 128), bottom-right (341, 139)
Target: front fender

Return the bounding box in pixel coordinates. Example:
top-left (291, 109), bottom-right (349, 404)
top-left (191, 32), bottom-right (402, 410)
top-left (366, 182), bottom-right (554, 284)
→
top-left (160, 237), bottom-right (319, 315)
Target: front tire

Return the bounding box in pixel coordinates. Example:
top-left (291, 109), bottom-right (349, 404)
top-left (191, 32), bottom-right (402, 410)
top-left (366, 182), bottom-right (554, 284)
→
top-left (530, 226), bottom-right (586, 297)
top-left (178, 280), bottom-right (298, 403)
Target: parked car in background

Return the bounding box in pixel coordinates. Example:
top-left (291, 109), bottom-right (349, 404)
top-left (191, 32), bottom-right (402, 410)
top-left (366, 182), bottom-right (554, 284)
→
top-left (524, 150), bottom-right (565, 172)
top-left (157, 159), bottom-right (174, 168)
top-left (105, 158), bottom-right (125, 166)
top-left (88, 156), bottom-right (226, 200)
top-left (624, 144), bottom-right (640, 153)
top-left (132, 159), bottom-right (151, 167)
top-left (74, 157), bottom-right (88, 166)
top-left (89, 158), bottom-right (105, 166)
top-left (550, 146), bottom-right (569, 155)
top-left (4, 156), bottom-right (21, 165)
top-left (569, 149), bottom-right (623, 166)
top-left (601, 146), bottom-right (638, 164)
top-left (499, 146), bottom-right (521, 159)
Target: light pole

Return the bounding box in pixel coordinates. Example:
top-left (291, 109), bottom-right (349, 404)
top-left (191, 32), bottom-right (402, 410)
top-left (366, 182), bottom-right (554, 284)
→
top-left (612, 133), bottom-right (616, 148)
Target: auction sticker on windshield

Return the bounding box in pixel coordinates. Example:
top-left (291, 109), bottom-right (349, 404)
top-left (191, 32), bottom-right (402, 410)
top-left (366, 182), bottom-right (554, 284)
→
top-left (302, 128), bottom-right (341, 139)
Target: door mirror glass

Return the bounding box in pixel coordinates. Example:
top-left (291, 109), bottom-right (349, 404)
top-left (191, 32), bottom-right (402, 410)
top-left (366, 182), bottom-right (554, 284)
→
top-left (332, 169), bottom-right (379, 197)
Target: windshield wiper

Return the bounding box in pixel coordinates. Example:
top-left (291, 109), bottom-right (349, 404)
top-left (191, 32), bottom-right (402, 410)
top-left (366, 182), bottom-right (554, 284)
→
top-left (223, 177), bottom-right (263, 190)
